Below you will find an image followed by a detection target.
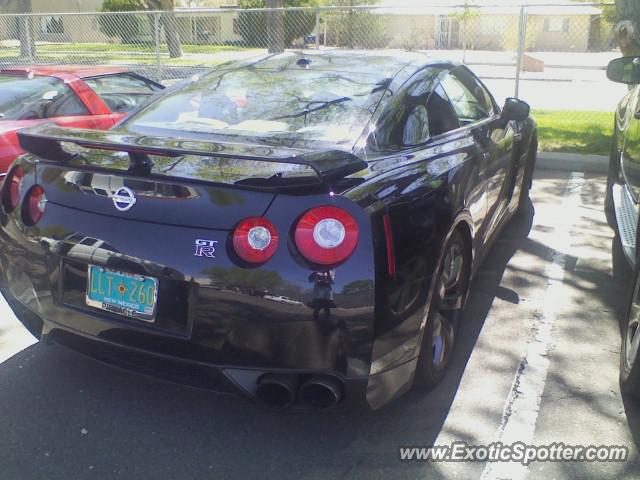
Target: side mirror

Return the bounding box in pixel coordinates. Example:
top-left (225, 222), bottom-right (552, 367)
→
top-left (607, 56), bottom-right (640, 84)
top-left (501, 97), bottom-right (530, 122)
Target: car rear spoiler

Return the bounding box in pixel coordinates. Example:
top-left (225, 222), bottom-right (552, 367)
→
top-left (17, 124), bottom-right (367, 188)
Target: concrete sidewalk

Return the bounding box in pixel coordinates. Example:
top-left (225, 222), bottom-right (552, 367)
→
top-left (537, 152), bottom-right (608, 174)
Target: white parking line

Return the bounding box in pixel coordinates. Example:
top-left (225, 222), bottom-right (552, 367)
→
top-left (480, 172), bottom-right (585, 480)
top-left (0, 292), bottom-right (36, 364)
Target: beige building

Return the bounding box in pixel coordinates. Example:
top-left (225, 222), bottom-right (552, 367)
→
top-left (378, 2), bottom-right (602, 53)
top-left (176, 0), bottom-right (238, 6)
top-left (0, 0), bottom-right (242, 44)
top-left (0, 0), bottom-right (109, 43)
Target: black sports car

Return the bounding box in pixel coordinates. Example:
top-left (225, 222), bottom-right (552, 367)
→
top-left (0, 51), bottom-right (536, 410)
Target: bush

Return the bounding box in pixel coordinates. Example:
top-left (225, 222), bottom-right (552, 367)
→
top-left (99, 0), bottom-right (145, 44)
top-left (324, 8), bottom-right (390, 49)
top-left (237, 0), bottom-right (317, 48)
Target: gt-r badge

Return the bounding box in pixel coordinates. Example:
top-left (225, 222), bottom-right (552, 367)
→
top-left (111, 187), bottom-right (137, 212)
top-left (194, 239), bottom-right (218, 258)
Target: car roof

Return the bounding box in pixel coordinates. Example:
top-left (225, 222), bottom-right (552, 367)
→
top-left (232, 50), bottom-right (457, 79)
top-left (0, 65), bottom-right (129, 79)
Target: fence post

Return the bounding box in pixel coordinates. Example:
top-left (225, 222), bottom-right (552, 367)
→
top-left (514, 6), bottom-right (527, 99)
top-left (154, 12), bottom-right (161, 81)
top-left (315, 7), bottom-right (320, 49)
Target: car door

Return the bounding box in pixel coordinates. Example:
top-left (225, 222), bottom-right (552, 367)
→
top-left (373, 68), bottom-right (492, 235)
top-left (440, 67), bottom-right (515, 238)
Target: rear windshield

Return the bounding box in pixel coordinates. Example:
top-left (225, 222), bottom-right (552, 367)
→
top-left (0, 74), bottom-right (85, 120)
top-left (126, 67), bottom-right (389, 146)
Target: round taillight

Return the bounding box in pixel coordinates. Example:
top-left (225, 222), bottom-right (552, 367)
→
top-left (4, 166), bottom-right (24, 212)
top-left (294, 206), bottom-right (359, 265)
top-left (232, 217), bottom-right (279, 263)
top-left (23, 185), bottom-right (46, 225)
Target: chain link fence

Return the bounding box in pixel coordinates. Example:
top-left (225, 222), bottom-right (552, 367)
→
top-left (0, 3), bottom-right (625, 154)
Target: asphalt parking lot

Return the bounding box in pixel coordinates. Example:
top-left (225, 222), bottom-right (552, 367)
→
top-left (1, 168), bottom-right (639, 480)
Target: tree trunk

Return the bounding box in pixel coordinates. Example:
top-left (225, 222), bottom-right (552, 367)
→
top-left (147, 0), bottom-right (182, 58)
top-left (16, 0), bottom-right (34, 59)
top-left (266, 0), bottom-right (285, 54)
top-left (161, 10), bottom-right (182, 58)
top-left (614, 0), bottom-right (640, 56)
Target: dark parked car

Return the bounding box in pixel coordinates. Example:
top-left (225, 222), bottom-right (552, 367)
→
top-left (0, 51), bottom-right (536, 410)
top-left (606, 56), bottom-right (640, 398)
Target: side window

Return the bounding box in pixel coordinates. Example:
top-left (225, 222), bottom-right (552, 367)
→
top-left (400, 81), bottom-right (463, 145)
top-left (441, 67), bottom-right (495, 124)
top-left (402, 104), bottom-right (430, 146)
top-left (84, 74), bottom-right (162, 113)
top-left (43, 85), bottom-right (89, 118)
top-left (425, 84), bottom-right (460, 136)
top-left (371, 67), bottom-right (474, 150)
top-left (375, 68), bottom-right (447, 149)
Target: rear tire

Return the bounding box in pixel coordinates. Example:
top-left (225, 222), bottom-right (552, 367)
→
top-left (621, 260), bottom-right (640, 398)
top-left (415, 229), bottom-right (470, 387)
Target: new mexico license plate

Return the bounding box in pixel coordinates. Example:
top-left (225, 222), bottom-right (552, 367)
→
top-left (86, 266), bottom-right (158, 322)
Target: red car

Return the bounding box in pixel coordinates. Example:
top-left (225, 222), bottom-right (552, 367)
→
top-left (0, 65), bottom-right (163, 173)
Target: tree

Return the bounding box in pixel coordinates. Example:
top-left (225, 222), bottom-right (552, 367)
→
top-left (237, 0), bottom-right (318, 51)
top-left (145, 0), bottom-right (183, 58)
top-left (99, 0), bottom-right (144, 44)
top-left (100, 0), bottom-right (182, 57)
top-left (613, 0), bottom-right (640, 56)
top-left (323, 0), bottom-right (387, 49)
top-left (5, 0), bottom-right (35, 59)
top-left (451, 0), bottom-right (479, 63)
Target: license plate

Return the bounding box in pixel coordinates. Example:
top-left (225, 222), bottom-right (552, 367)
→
top-left (86, 266), bottom-right (158, 322)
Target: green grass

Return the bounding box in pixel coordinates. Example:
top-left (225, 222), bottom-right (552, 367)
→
top-left (35, 43), bottom-right (250, 55)
top-left (534, 109), bottom-right (613, 156)
top-left (0, 42), bottom-right (255, 63)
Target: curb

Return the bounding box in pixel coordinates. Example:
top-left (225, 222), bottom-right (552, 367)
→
top-left (536, 152), bottom-right (608, 174)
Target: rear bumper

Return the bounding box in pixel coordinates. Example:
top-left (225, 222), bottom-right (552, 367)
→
top-left (0, 160), bottom-right (421, 410)
top-left (4, 289), bottom-right (417, 411)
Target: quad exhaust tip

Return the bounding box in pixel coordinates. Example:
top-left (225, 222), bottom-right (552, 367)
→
top-left (255, 373), bottom-right (344, 410)
top-left (255, 374), bottom-right (298, 409)
top-left (298, 375), bottom-right (343, 410)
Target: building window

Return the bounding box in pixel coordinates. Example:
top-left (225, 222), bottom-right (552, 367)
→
top-left (233, 17), bottom-right (241, 35)
top-left (40, 16), bottom-right (64, 34)
top-left (544, 17), bottom-right (570, 33)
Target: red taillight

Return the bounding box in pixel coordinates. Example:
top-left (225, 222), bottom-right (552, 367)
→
top-left (4, 166), bottom-right (24, 212)
top-left (232, 216), bottom-right (279, 264)
top-left (294, 206), bottom-right (359, 265)
top-left (23, 185), bottom-right (46, 225)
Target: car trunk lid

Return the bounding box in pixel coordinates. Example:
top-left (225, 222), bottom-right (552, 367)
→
top-left (18, 124), bottom-right (367, 229)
